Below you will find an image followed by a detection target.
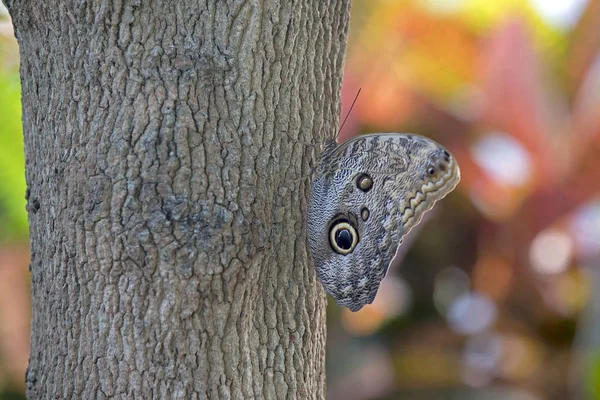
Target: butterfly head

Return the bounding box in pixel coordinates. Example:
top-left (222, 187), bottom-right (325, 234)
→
top-left (399, 139), bottom-right (461, 235)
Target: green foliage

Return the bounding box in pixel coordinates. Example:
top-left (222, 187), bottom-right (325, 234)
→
top-left (0, 71), bottom-right (27, 241)
top-left (585, 352), bottom-right (600, 400)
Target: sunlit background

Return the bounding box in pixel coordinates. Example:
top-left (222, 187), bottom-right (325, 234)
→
top-left (1, 1), bottom-right (600, 399)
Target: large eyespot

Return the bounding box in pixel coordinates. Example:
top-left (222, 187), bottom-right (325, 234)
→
top-left (427, 166), bottom-right (436, 176)
top-left (356, 173), bottom-right (373, 192)
top-left (329, 220), bottom-right (359, 255)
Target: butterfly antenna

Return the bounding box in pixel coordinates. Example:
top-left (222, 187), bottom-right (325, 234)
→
top-left (337, 88), bottom-right (362, 136)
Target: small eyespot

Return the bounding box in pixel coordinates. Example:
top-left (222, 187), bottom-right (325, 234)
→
top-left (329, 220), bottom-right (358, 255)
top-left (427, 167), bottom-right (436, 176)
top-left (360, 207), bottom-right (370, 221)
top-left (443, 150), bottom-right (450, 158)
top-left (356, 173), bottom-right (373, 192)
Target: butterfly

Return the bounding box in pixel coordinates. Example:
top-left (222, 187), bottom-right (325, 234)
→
top-left (307, 133), bottom-right (460, 311)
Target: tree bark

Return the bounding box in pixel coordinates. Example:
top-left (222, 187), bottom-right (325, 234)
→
top-left (6, 1), bottom-right (350, 398)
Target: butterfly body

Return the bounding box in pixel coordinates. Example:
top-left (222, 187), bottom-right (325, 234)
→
top-left (307, 133), bottom-right (460, 311)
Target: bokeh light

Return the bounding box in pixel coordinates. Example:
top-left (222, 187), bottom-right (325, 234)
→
top-left (570, 199), bottom-right (600, 261)
top-left (529, 0), bottom-right (589, 28)
top-left (447, 292), bottom-right (497, 335)
top-left (529, 228), bottom-right (573, 274)
top-left (471, 133), bottom-right (533, 188)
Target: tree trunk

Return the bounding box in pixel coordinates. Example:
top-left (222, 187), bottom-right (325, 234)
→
top-left (6, 1), bottom-right (350, 398)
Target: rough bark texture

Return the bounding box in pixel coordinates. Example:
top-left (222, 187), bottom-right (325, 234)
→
top-left (6, 1), bottom-right (350, 398)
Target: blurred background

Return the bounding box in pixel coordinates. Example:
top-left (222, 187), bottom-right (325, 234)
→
top-left (1, 0), bottom-right (600, 399)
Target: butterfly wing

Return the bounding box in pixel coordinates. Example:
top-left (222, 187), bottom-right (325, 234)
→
top-left (308, 133), bottom-right (460, 311)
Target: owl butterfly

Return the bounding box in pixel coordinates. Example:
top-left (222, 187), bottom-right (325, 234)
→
top-left (307, 133), bottom-right (460, 311)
